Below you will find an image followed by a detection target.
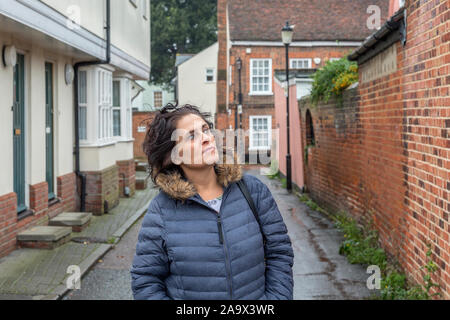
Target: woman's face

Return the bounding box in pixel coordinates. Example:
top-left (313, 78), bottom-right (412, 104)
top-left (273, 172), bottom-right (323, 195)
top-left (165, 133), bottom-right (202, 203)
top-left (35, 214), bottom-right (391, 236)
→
top-left (172, 113), bottom-right (219, 168)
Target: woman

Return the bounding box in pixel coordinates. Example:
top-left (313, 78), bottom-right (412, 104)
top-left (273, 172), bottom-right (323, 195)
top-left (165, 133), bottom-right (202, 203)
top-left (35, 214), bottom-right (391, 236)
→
top-left (130, 103), bottom-right (294, 300)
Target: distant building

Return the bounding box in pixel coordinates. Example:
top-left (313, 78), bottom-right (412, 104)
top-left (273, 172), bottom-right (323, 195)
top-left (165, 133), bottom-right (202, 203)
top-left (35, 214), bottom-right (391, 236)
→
top-left (132, 82), bottom-right (175, 112)
top-left (177, 42), bottom-right (218, 126)
top-left (216, 0), bottom-right (390, 158)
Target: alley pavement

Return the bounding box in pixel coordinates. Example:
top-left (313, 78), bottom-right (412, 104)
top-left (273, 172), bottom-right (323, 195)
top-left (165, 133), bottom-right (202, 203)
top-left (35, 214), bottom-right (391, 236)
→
top-left (246, 168), bottom-right (374, 299)
top-left (0, 167), bottom-right (374, 300)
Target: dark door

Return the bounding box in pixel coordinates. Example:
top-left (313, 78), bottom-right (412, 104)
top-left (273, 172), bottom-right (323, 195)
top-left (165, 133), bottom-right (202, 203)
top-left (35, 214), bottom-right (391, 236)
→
top-left (45, 62), bottom-right (55, 200)
top-left (13, 54), bottom-right (26, 213)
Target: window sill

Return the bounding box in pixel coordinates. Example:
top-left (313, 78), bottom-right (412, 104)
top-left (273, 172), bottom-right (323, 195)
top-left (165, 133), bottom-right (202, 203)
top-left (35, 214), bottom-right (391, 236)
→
top-left (80, 140), bottom-right (116, 148)
top-left (18, 209), bottom-right (34, 221)
top-left (248, 147), bottom-right (271, 151)
top-left (116, 138), bottom-right (135, 143)
top-left (48, 197), bottom-right (61, 208)
top-left (248, 92), bottom-right (274, 96)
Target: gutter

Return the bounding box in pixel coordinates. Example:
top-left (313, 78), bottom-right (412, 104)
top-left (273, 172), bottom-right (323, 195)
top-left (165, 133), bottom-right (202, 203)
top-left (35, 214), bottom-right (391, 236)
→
top-left (348, 8), bottom-right (406, 64)
top-left (73, 0), bottom-right (111, 211)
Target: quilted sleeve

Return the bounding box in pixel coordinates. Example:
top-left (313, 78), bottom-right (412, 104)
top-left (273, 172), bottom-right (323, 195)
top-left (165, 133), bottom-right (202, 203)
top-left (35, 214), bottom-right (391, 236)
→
top-left (256, 178), bottom-right (294, 300)
top-left (130, 198), bottom-right (171, 300)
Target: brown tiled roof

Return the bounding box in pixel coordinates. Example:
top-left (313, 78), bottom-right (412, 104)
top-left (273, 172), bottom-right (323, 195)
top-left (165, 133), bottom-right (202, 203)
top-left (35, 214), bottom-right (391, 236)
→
top-left (228, 0), bottom-right (390, 42)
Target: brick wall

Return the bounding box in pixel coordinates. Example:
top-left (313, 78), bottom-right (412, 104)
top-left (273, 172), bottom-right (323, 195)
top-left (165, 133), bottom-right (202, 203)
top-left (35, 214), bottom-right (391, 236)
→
top-left (399, 0), bottom-right (449, 298)
top-left (0, 193), bottom-right (18, 258)
top-left (84, 165), bottom-right (119, 215)
top-left (117, 159), bottom-right (136, 198)
top-left (132, 111), bottom-right (155, 160)
top-left (57, 172), bottom-right (77, 213)
top-left (299, 0), bottom-right (450, 298)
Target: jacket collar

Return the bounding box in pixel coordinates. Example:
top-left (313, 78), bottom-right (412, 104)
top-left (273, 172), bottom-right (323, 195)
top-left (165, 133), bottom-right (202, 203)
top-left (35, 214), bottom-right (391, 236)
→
top-left (154, 148), bottom-right (243, 203)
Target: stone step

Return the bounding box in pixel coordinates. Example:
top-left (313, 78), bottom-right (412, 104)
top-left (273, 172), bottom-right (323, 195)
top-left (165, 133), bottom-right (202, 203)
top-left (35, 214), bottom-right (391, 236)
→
top-left (135, 162), bottom-right (149, 172)
top-left (136, 176), bottom-right (148, 190)
top-left (48, 212), bottom-right (92, 232)
top-left (17, 226), bottom-right (72, 249)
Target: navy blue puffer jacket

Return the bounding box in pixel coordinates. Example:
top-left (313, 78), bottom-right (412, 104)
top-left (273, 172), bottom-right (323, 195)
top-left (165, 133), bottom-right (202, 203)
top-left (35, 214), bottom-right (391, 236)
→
top-left (130, 159), bottom-right (294, 300)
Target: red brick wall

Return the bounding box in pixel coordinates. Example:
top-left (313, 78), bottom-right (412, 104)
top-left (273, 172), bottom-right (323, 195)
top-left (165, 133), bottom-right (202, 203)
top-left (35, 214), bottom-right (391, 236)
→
top-left (0, 193), bottom-right (18, 258)
top-left (29, 182), bottom-right (48, 216)
top-left (132, 111), bottom-right (155, 160)
top-left (84, 165), bottom-right (119, 215)
top-left (299, 1), bottom-right (450, 298)
top-left (0, 172), bottom-right (79, 258)
top-left (117, 159), bottom-right (136, 198)
top-left (399, 0), bottom-right (449, 298)
top-left (57, 172), bottom-right (77, 213)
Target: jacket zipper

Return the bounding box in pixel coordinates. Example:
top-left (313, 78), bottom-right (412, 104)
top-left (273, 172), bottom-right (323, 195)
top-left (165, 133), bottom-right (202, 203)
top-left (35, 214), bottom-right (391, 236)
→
top-left (217, 201), bottom-right (233, 300)
top-left (190, 187), bottom-right (233, 299)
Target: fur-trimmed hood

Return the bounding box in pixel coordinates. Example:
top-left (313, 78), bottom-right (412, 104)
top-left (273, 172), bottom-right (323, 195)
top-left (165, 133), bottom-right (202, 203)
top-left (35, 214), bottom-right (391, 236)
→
top-left (154, 148), bottom-right (243, 201)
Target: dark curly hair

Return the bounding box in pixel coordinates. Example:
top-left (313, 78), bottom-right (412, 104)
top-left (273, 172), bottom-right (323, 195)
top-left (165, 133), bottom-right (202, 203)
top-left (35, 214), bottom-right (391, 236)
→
top-left (143, 103), bottom-right (214, 184)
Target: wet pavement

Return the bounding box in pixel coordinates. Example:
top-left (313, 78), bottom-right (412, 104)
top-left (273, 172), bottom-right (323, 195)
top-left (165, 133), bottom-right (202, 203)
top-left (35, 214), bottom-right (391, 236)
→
top-left (62, 217), bottom-right (143, 300)
top-left (246, 168), bottom-right (375, 299)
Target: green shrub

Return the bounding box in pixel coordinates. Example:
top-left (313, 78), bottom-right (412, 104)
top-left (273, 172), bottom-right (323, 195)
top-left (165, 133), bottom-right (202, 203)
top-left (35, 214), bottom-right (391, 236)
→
top-left (310, 57), bottom-right (358, 106)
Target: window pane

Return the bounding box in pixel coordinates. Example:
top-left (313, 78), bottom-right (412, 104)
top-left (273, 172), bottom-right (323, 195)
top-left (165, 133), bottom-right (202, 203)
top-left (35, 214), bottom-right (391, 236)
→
top-left (79, 106), bottom-right (87, 139)
top-left (264, 60), bottom-right (269, 68)
top-left (113, 81), bottom-right (120, 107)
top-left (113, 109), bottom-right (121, 136)
top-left (154, 91), bottom-right (162, 108)
top-left (79, 71), bottom-right (87, 103)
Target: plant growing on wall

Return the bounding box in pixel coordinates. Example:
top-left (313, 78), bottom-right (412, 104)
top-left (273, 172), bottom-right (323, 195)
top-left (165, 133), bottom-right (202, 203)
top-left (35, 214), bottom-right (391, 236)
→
top-left (310, 57), bottom-right (358, 106)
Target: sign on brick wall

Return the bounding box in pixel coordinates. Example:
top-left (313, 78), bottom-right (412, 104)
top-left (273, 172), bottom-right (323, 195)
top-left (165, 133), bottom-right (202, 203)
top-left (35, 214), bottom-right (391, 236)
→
top-left (360, 44), bottom-right (397, 83)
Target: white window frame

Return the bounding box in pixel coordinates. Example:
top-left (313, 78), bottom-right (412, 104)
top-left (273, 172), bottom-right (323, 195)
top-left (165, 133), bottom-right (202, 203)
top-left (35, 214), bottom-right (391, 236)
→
top-left (153, 91), bottom-right (163, 108)
top-left (205, 68), bottom-right (215, 83)
top-left (78, 70), bottom-right (87, 140)
top-left (249, 58), bottom-right (273, 95)
top-left (249, 115), bottom-right (272, 151)
top-left (290, 58), bottom-right (312, 69)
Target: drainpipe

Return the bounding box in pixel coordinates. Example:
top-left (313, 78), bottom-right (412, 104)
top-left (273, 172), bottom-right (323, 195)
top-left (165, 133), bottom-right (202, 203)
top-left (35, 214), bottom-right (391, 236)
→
top-left (73, 0), bottom-right (111, 211)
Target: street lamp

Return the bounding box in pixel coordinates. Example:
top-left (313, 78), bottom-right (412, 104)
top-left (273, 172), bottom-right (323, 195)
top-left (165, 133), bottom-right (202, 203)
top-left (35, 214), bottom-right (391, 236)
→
top-left (282, 21), bottom-right (293, 192)
top-left (234, 57), bottom-right (242, 129)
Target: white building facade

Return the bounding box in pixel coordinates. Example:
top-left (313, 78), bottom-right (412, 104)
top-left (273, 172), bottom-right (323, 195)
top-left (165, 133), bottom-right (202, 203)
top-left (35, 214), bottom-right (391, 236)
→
top-left (0, 0), bottom-right (150, 258)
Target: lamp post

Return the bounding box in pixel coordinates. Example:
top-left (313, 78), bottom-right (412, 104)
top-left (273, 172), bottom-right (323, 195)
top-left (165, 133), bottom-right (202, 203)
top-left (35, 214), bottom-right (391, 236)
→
top-left (237, 57), bottom-right (243, 130)
top-left (235, 57), bottom-right (243, 149)
top-left (282, 21), bottom-right (293, 192)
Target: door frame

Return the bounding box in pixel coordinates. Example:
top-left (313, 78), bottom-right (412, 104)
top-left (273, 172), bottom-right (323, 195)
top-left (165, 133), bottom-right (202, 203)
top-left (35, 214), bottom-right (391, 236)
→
top-left (45, 61), bottom-right (56, 200)
top-left (13, 50), bottom-right (29, 214)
